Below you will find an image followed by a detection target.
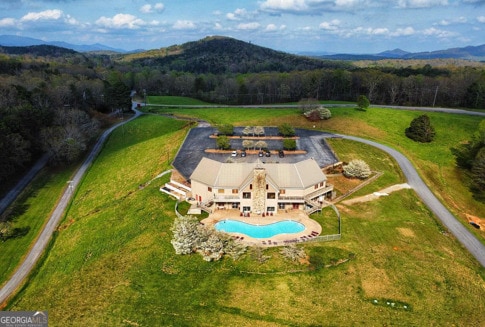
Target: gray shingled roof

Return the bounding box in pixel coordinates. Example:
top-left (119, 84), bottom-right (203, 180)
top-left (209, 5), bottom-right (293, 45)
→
top-left (190, 157), bottom-right (326, 189)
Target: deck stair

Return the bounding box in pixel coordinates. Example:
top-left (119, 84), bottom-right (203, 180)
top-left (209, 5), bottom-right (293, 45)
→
top-left (160, 179), bottom-right (191, 200)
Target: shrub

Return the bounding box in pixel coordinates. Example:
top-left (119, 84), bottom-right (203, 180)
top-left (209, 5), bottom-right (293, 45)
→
top-left (303, 107), bottom-right (332, 121)
top-left (216, 135), bottom-right (230, 150)
top-left (356, 95), bottom-right (370, 111)
top-left (280, 245), bottom-right (306, 262)
top-left (283, 138), bottom-right (296, 150)
top-left (217, 124), bottom-right (234, 136)
top-left (278, 123), bottom-right (295, 137)
top-left (343, 159), bottom-right (371, 179)
top-left (405, 114), bottom-right (436, 143)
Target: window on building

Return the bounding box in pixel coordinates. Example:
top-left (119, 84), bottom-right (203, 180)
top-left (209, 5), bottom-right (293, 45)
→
top-left (280, 189), bottom-right (286, 195)
top-left (243, 192), bottom-right (251, 199)
top-left (250, 184), bottom-right (253, 190)
top-left (267, 192), bottom-right (275, 199)
top-left (243, 206), bottom-right (251, 212)
top-left (218, 189), bottom-right (224, 193)
top-left (208, 187), bottom-right (212, 192)
top-left (232, 203), bottom-right (239, 209)
top-left (314, 184), bottom-right (318, 189)
top-left (278, 203), bottom-right (285, 209)
top-left (266, 184), bottom-right (269, 190)
top-left (320, 182), bottom-right (324, 187)
top-left (232, 189), bottom-right (238, 194)
top-left (267, 206), bottom-right (275, 212)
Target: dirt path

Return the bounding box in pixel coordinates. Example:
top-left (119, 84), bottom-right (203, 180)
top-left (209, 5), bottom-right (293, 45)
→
top-left (341, 183), bottom-right (411, 205)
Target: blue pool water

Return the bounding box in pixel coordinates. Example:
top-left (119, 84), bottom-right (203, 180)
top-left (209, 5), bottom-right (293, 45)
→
top-left (214, 219), bottom-right (305, 239)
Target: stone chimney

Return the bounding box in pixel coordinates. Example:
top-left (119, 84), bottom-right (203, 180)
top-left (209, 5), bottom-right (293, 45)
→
top-left (252, 168), bottom-right (266, 214)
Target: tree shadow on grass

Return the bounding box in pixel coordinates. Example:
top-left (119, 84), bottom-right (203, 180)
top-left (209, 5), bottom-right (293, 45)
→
top-left (1, 226), bottom-right (30, 242)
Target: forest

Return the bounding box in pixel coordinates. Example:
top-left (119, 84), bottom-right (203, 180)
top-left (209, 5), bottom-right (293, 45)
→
top-left (0, 37), bottom-right (485, 192)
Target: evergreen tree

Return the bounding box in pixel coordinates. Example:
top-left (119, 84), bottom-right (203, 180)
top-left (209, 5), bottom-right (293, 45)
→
top-left (356, 95), bottom-right (370, 111)
top-left (405, 114), bottom-right (436, 143)
top-left (471, 147), bottom-right (485, 200)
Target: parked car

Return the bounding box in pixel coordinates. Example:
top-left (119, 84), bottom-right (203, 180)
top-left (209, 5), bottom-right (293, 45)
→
top-left (278, 150), bottom-right (285, 158)
top-left (241, 150), bottom-right (247, 157)
top-left (231, 151), bottom-right (238, 157)
top-left (258, 151), bottom-right (264, 157)
top-left (265, 151), bottom-right (271, 157)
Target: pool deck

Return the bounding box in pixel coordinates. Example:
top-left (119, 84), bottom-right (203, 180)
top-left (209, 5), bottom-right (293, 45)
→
top-left (201, 208), bottom-right (322, 247)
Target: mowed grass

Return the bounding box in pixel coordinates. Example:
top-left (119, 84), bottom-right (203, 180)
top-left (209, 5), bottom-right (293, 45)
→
top-left (147, 95), bottom-right (213, 106)
top-left (144, 99), bottom-right (485, 241)
top-left (7, 112), bottom-right (485, 326)
top-left (0, 166), bottom-right (76, 287)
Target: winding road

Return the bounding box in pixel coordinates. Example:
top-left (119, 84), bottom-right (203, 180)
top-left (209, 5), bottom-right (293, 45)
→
top-left (1, 103), bottom-right (484, 307)
top-left (0, 107), bottom-right (141, 306)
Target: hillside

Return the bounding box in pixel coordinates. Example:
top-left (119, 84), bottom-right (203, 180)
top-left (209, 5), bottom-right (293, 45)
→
top-left (122, 36), bottom-right (352, 74)
top-left (0, 44), bottom-right (78, 57)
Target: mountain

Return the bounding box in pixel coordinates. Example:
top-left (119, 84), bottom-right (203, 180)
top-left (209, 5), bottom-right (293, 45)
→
top-left (318, 44), bottom-right (485, 61)
top-left (0, 44), bottom-right (78, 56)
top-left (123, 36), bottom-right (352, 74)
top-left (0, 35), bottom-right (128, 53)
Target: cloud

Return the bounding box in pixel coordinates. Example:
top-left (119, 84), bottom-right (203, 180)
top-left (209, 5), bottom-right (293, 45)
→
top-left (462, 0), bottom-right (485, 4)
top-left (422, 27), bottom-right (457, 37)
top-left (319, 19), bottom-right (341, 30)
top-left (172, 20), bottom-right (196, 30)
top-left (265, 23), bottom-right (286, 31)
top-left (236, 22), bottom-right (261, 30)
top-left (0, 18), bottom-right (16, 27)
top-left (260, 0), bottom-right (372, 14)
top-left (21, 9), bottom-right (63, 22)
top-left (477, 16), bottom-right (485, 23)
top-left (397, 0), bottom-right (448, 8)
top-left (140, 3), bottom-right (165, 14)
top-left (96, 14), bottom-right (146, 29)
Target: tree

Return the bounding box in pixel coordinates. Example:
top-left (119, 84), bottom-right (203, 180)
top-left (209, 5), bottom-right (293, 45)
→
top-left (170, 215), bottom-right (203, 255)
top-left (242, 139), bottom-right (254, 150)
top-left (217, 124), bottom-right (234, 136)
top-left (343, 159), bottom-right (371, 179)
top-left (254, 140), bottom-right (267, 150)
top-left (243, 126), bottom-right (254, 137)
top-left (356, 95), bottom-right (370, 111)
top-left (254, 126), bottom-right (265, 136)
top-left (283, 139), bottom-right (296, 151)
top-left (405, 114), bottom-right (436, 143)
top-left (0, 221), bottom-right (12, 241)
top-left (452, 120), bottom-right (485, 169)
top-left (471, 147), bottom-right (485, 200)
top-left (278, 123), bottom-right (295, 137)
top-left (216, 135), bottom-right (231, 150)
top-left (303, 106), bottom-right (331, 121)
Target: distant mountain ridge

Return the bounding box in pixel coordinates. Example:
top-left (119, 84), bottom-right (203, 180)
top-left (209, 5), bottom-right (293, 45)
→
top-left (0, 35), bottom-right (129, 53)
top-left (1, 34), bottom-right (484, 61)
top-left (318, 44), bottom-right (485, 60)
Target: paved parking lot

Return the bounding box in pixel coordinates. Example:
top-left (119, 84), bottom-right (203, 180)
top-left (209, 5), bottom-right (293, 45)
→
top-left (173, 126), bottom-right (339, 180)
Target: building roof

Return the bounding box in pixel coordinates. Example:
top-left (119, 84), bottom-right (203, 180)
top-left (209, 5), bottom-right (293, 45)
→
top-left (190, 157), bottom-right (326, 190)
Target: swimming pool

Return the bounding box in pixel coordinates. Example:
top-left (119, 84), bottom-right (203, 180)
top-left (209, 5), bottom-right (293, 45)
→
top-left (214, 219), bottom-right (305, 239)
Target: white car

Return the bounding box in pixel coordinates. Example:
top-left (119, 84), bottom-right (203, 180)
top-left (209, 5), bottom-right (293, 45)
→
top-left (231, 151), bottom-right (238, 157)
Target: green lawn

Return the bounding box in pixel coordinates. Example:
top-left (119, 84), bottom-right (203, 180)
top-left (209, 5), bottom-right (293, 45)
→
top-left (0, 166), bottom-right (76, 287)
top-left (6, 111), bottom-right (485, 326)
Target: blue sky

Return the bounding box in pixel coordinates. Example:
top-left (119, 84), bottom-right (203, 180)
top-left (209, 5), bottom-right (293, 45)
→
top-left (0, 0), bottom-right (484, 53)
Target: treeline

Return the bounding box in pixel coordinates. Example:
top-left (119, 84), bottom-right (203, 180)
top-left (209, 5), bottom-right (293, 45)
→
top-left (0, 51), bottom-right (131, 189)
top-left (128, 65), bottom-right (485, 108)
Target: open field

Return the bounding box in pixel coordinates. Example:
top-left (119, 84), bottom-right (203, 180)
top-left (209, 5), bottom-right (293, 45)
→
top-left (5, 109), bottom-right (485, 326)
top-left (144, 101), bottom-right (485, 243)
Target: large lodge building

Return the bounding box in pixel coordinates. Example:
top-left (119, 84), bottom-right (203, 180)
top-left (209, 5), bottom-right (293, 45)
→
top-left (190, 157), bottom-right (334, 215)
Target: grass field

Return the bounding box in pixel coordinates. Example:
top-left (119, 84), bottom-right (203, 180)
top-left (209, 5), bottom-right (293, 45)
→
top-left (4, 99), bottom-right (485, 326)
top-left (144, 101), bottom-right (485, 243)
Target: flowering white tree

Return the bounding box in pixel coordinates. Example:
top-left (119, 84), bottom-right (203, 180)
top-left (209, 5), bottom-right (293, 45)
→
top-left (343, 159), bottom-right (371, 179)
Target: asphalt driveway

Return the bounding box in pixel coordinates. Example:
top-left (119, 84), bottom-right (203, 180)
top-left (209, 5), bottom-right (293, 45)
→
top-left (172, 127), bottom-right (339, 180)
